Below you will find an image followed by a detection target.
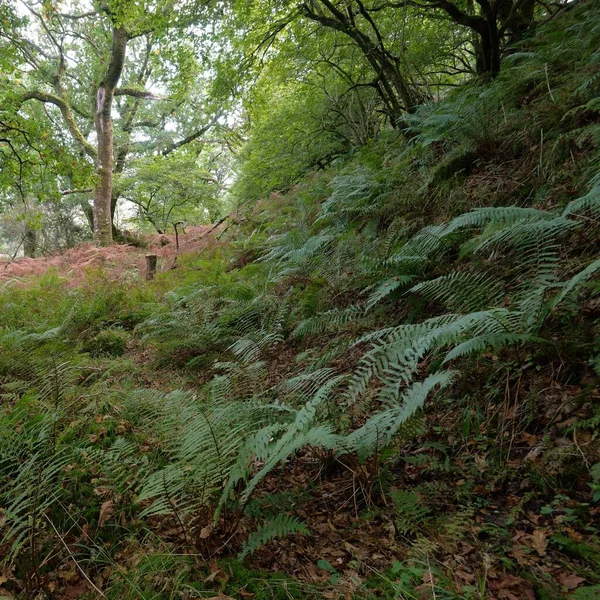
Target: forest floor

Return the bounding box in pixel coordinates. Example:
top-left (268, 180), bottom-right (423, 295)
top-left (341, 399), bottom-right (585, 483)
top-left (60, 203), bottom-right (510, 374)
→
top-left (2, 230), bottom-right (598, 600)
top-left (0, 224), bottom-right (220, 286)
top-left (2, 4), bottom-right (600, 597)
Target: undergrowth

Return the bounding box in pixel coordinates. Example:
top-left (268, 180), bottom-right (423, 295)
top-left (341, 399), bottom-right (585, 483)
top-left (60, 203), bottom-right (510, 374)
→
top-left (1, 3), bottom-right (600, 598)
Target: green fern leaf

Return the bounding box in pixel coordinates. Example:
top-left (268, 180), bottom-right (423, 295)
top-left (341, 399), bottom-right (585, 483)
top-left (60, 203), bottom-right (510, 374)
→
top-left (238, 514), bottom-right (309, 560)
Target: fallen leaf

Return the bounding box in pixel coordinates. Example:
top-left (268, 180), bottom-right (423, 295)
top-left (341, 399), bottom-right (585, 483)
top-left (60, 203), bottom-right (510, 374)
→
top-left (454, 569), bottom-right (475, 584)
top-left (558, 573), bottom-right (585, 590)
top-left (200, 525), bottom-right (212, 539)
top-left (62, 581), bottom-right (90, 600)
top-left (422, 571), bottom-right (435, 584)
top-left (565, 527), bottom-right (584, 542)
top-left (521, 432), bottom-right (538, 446)
top-left (474, 454), bottom-right (488, 472)
top-left (204, 569), bottom-right (222, 583)
top-left (57, 565), bottom-right (79, 583)
top-left (511, 544), bottom-right (530, 566)
top-left (98, 500), bottom-right (114, 528)
top-left (204, 561), bottom-right (229, 585)
top-left (531, 530), bottom-right (548, 556)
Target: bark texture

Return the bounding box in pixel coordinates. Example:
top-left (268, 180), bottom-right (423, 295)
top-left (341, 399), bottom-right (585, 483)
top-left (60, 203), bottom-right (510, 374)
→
top-left (93, 26), bottom-right (128, 247)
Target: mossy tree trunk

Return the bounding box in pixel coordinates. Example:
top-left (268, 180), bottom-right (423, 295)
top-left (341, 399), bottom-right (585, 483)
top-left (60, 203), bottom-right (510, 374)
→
top-left (93, 27), bottom-right (129, 247)
top-left (23, 227), bottom-right (37, 258)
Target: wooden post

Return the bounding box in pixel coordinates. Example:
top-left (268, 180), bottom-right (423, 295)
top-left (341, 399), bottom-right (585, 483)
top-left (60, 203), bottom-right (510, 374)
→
top-left (174, 221), bottom-right (183, 251)
top-left (145, 254), bottom-right (157, 280)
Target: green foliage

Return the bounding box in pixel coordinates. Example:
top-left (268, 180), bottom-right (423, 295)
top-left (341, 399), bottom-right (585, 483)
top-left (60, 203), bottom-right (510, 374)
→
top-left (1, 5), bottom-right (600, 597)
top-left (84, 328), bottom-right (130, 357)
top-left (238, 514), bottom-right (309, 560)
top-left (391, 490), bottom-right (430, 536)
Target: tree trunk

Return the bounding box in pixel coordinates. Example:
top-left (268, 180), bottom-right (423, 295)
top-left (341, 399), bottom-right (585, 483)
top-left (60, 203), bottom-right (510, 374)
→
top-left (93, 26), bottom-right (128, 247)
top-left (93, 110), bottom-right (113, 246)
top-left (302, 1), bottom-right (417, 124)
top-left (23, 227), bottom-right (37, 258)
top-left (145, 254), bottom-right (158, 280)
top-left (479, 22), bottom-right (501, 77)
top-left (81, 201), bottom-right (94, 233)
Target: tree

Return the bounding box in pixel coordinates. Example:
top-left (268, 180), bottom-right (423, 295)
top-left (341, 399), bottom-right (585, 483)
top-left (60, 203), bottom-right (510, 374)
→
top-left (219, 0), bottom-right (475, 130)
top-left (363, 0), bottom-right (560, 78)
top-left (2, 0), bottom-right (221, 246)
top-left (121, 152), bottom-right (226, 234)
top-left (300, 0), bottom-right (423, 122)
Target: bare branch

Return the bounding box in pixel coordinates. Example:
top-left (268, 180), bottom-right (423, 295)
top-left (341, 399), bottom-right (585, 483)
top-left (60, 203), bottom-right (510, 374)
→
top-left (162, 117), bottom-right (220, 156)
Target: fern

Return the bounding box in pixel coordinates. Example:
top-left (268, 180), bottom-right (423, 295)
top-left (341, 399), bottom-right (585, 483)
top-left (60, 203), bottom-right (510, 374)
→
top-left (348, 310), bottom-right (521, 406)
top-left (218, 376), bottom-right (344, 518)
top-left (339, 371), bottom-right (457, 458)
top-left (551, 258), bottom-right (600, 309)
top-left (320, 168), bottom-right (385, 219)
top-left (444, 206), bottom-right (555, 236)
top-left (409, 271), bottom-right (504, 313)
top-left (562, 182), bottom-right (600, 219)
top-left (292, 305), bottom-right (362, 339)
top-left (473, 217), bottom-right (579, 256)
top-left (0, 405), bottom-right (74, 565)
top-left (391, 490), bottom-right (430, 536)
top-left (277, 367), bottom-right (340, 402)
top-left (388, 223), bottom-right (450, 267)
top-left (238, 514), bottom-right (309, 560)
top-left (442, 333), bottom-right (546, 363)
top-left (129, 390), bottom-right (284, 519)
top-left (237, 377), bottom-right (343, 505)
top-left (365, 275), bottom-right (415, 311)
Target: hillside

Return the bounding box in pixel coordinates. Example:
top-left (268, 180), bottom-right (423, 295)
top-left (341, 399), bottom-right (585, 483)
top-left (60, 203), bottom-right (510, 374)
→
top-left (1, 2), bottom-right (600, 600)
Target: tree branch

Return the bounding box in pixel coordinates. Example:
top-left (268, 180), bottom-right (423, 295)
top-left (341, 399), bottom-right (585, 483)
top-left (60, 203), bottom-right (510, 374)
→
top-left (114, 87), bottom-right (161, 99)
top-left (161, 117), bottom-right (220, 156)
top-left (19, 90), bottom-right (97, 159)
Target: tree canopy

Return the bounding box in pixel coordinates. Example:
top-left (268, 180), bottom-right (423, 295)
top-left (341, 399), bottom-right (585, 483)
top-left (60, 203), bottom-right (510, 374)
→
top-left (0, 0), bottom-right (565, 253)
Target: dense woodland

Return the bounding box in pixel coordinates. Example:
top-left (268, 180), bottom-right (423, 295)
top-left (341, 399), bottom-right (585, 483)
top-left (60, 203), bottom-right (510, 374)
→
top-left (1, 0), bottom-right (600, 598)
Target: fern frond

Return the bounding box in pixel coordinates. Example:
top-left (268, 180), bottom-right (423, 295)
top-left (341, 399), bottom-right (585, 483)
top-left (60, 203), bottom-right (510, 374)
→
top-left (562, 182), bottom-right (600, 220)
top-left (473, 217), bottom-right (579, 256)
top-left (442, 333), bottom-right (546, 363)
top-left (277, 368), bottom-right (340, 402)
top-left (292, 305), bottom-right (362, 339)
top-left (365, 276), bottom-right (415, 311)
top-left (409, 271), bottom-right (504, 313)
top-left (551, 258), bottom-right (600, 309)
top-left (340, 371), bottom-right (457, 457)
top-left (238, 514), bottom-right (309, 560)
top-left (388, 223), bottom-right (450, 266)
top-left (391, 490), bottom-right (430, 536)
top-left (444, 206), bottom-right (555, 236)
top-left (320, 168), bottom-right (385, 218)
top-left (129, 389), bottom-right (286, 519)
top-left (232, 376), bottom-right (345, 508)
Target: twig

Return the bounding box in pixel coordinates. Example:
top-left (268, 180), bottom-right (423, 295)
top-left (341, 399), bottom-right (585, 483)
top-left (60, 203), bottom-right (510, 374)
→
top-left (427, 558), bottom-right (437, 600)
top-left (194, 214), bottom-right (228, 241)
top-left (573, 430), bottom-right (591, 472)
top-left (44, 514), bottom-right (108, 598)
top-left (545, 64), bottom-right (556, 103)
top-left (5, 234), bottom-right (25, 269)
